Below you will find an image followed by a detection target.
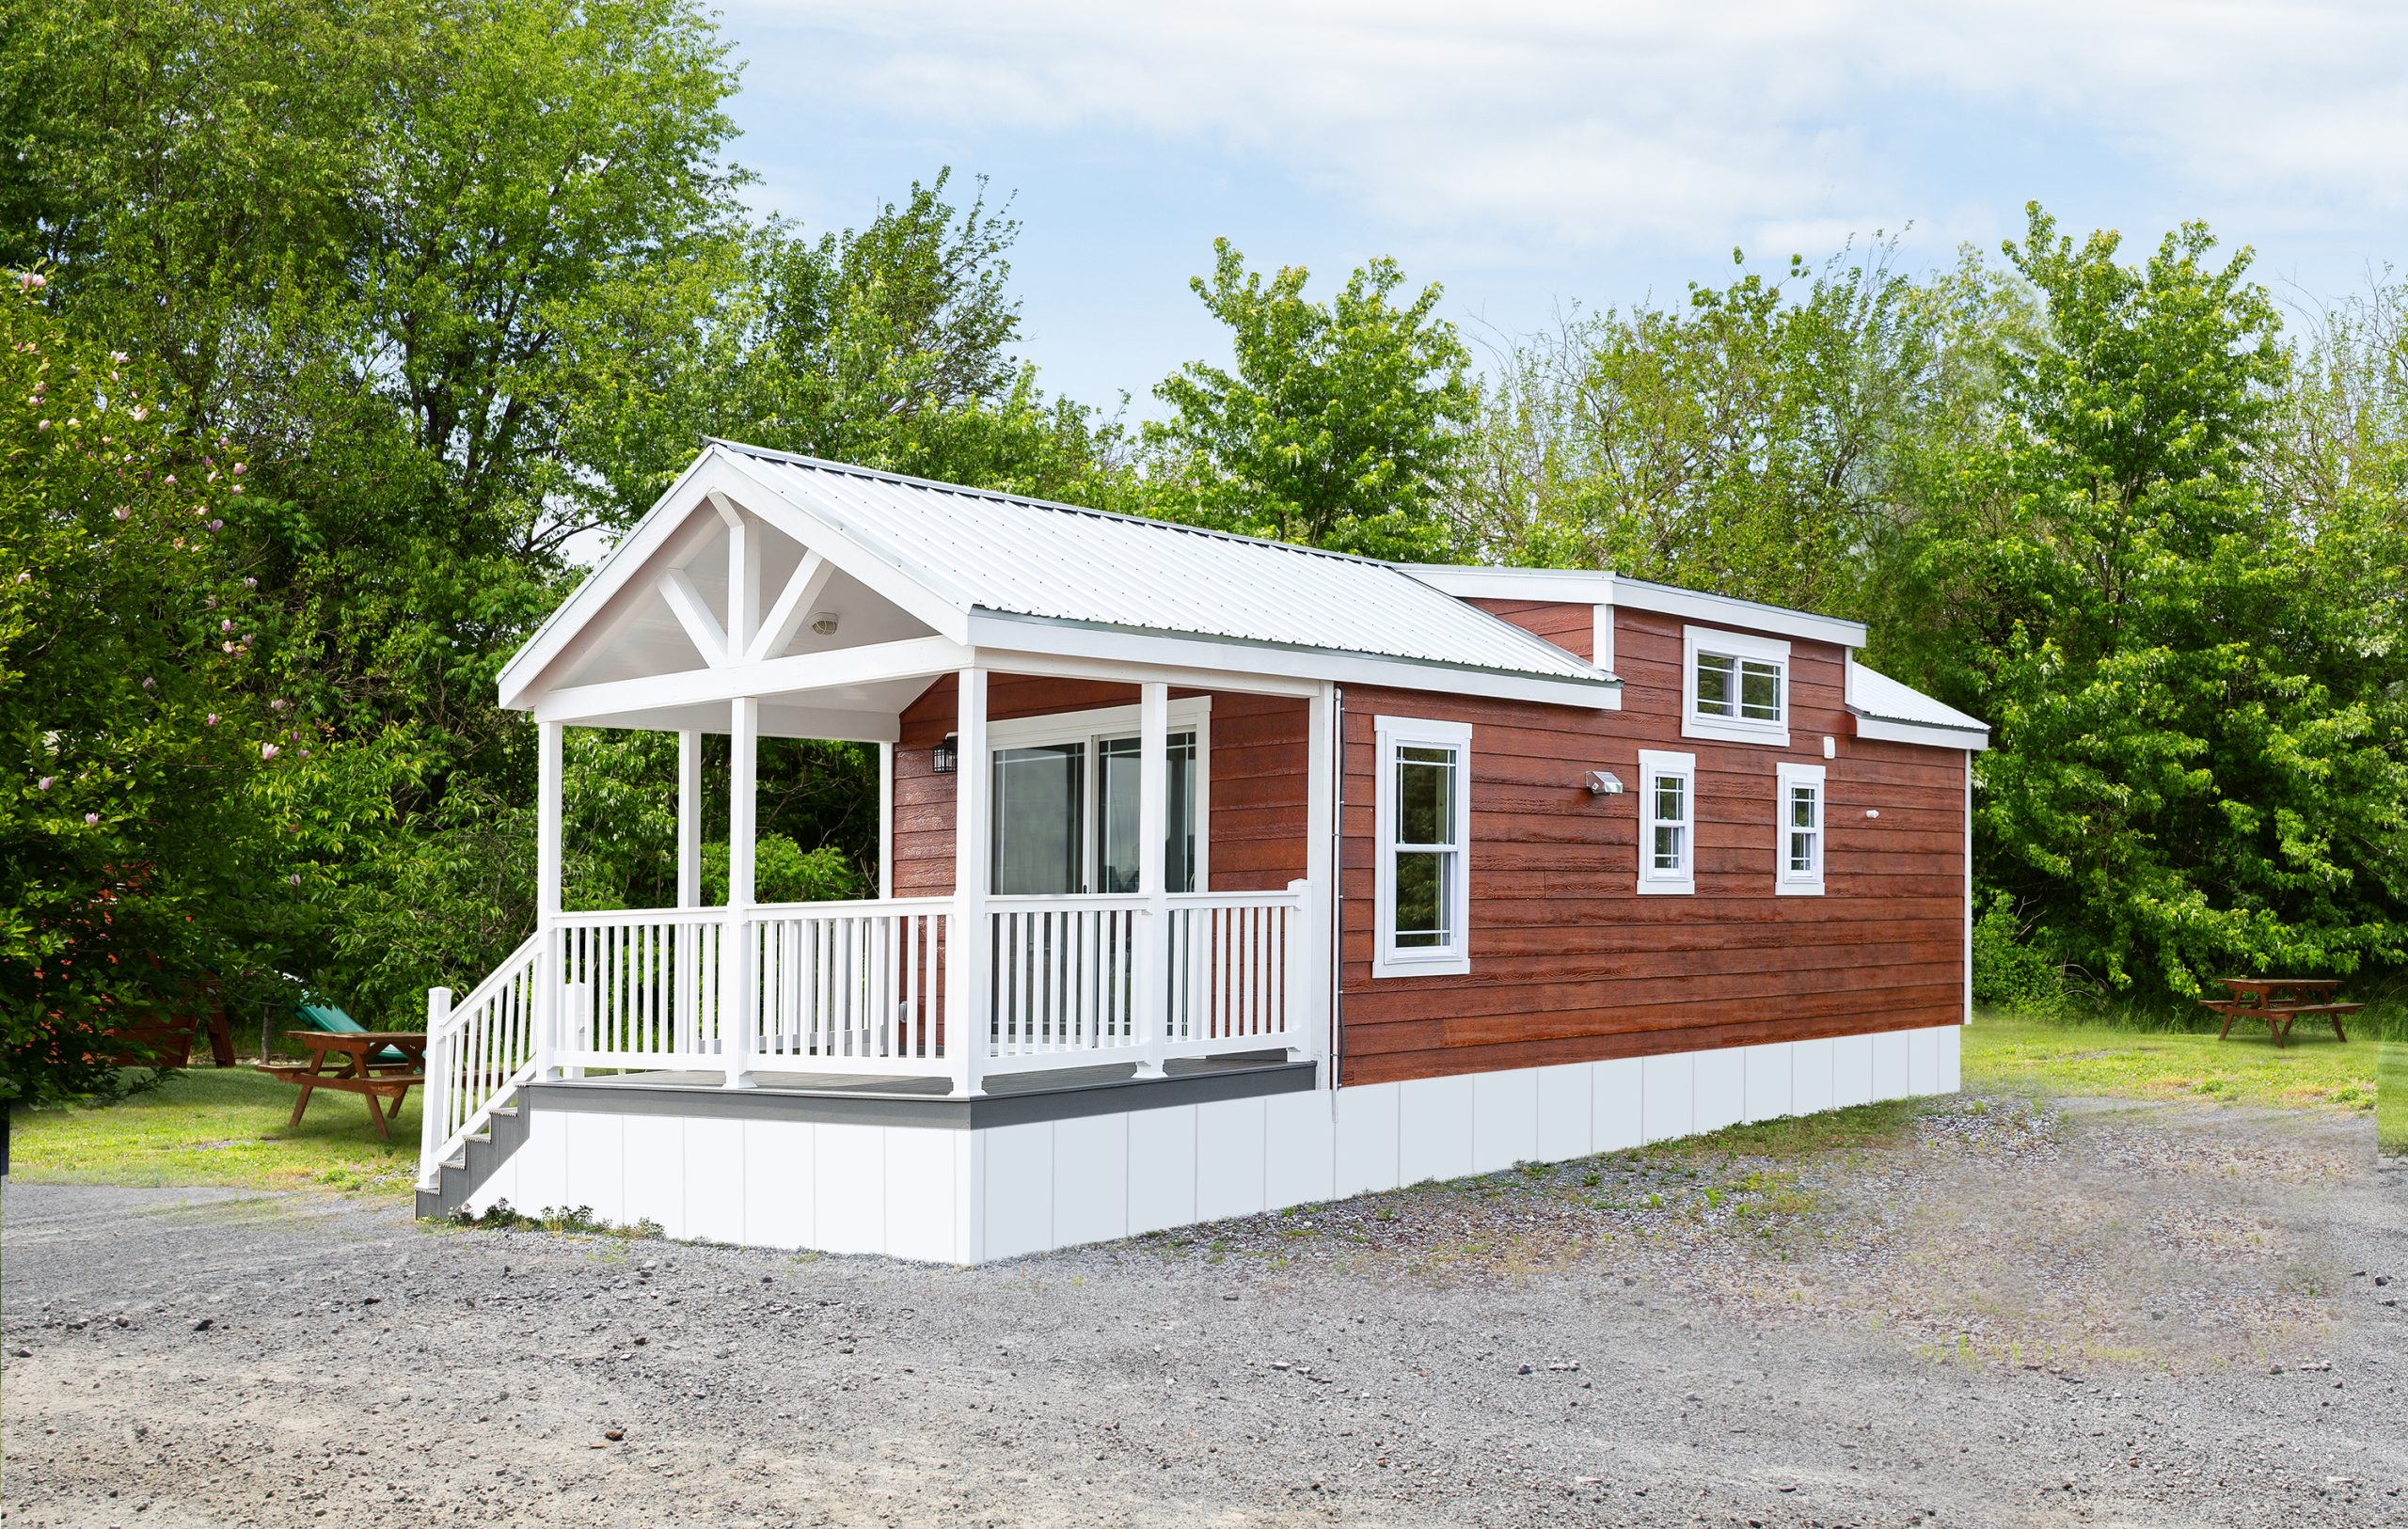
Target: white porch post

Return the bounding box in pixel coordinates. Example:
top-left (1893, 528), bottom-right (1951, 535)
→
top-left (1133, 680), bottom-right (1170, 1079)
top-left (533, 719), bottom-right (563, 1080)
top-left (1303, 684), bottom-right (1336, 1072)
top-left (675, 728), bottom-right (703, 1056)
top-left (676, 730), bottom-right (703, 906)
top-left (721, 697), bottom-right (757, 1089)
top-left (878, 740), bottom-right (895, 900)
top-left (946, 669), bottom-right (989, 1097)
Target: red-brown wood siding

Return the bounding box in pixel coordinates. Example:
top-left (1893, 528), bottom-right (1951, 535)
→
top-left (1468, 597), bottom-right (1594, 663)
top-left (1337, 603), bottom-right (1966, 1087)
top-left (892, 674), bottom-right (1308, 897)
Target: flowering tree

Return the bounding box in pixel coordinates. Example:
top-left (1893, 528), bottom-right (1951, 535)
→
top-left (0, 277), bottom-right (285, 1104)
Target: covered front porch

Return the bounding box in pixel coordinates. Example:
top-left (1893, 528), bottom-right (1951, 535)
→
top-left (417, 519), bottom-right (1337, 1187)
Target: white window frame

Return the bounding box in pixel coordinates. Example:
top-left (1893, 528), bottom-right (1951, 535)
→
top-left (1373, 715), bottom-right (1472, 978)
top-left (985, 698), bottom-right (1212, 893)
top-left (1637, 748), bottom-right (1696, 896)
top-left (1682, 624), bottom-right (1792, 747)
top-left (1776, 761), bottom-right (1826, 895)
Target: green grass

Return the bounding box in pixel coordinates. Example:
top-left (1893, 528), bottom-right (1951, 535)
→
top-left (1965, 1010), bottom-right (2380, 1115)
top-left (2379, 1041), bottom-right (2408, 1157)
top-left (8, 1065), bottom-right (423, 1194)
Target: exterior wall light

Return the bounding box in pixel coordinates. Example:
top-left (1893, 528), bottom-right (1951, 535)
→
top-left (1587, 770), bottom-right (1624, 796)
top-left (932, 733), bottom-right (958, 774)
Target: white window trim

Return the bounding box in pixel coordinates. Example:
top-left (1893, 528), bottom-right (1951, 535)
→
top-left (1776, 761), bottom-right (1827, 896)
top-left (1372, 715), bottom-right (1473, 979)
top-left (1682, 624), bottom-right (1792, 747)
top-left (1636, 748), bottom-right (1696, 896)
top-left (985, 698), bottom-right (1212, 894)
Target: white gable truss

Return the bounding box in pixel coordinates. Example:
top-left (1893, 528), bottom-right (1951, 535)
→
top-left (499, 443), bottom-right (1623, 735)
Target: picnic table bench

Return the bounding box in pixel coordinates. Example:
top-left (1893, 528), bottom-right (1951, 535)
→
top-left (2199, 978), bottom-right (2363, 1048)
top-left (252, 1030), bottom-right (428, 1140)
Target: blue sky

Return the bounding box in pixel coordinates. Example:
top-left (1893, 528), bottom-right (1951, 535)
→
top-left (716, 2), bottom-right (2408, 418)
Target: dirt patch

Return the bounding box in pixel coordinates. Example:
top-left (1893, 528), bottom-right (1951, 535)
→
top-left (7, 1095), bottom-right (2405, 1527)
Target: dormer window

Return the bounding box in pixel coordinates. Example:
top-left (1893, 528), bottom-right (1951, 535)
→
top-left (1682, 625), bottom-right (1791, 746)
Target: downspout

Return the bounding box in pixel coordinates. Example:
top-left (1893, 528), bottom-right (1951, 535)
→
top-left (1329, 685), bottom-right (1344, 1092)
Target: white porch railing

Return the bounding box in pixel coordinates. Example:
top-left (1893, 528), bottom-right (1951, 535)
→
top-left (752, 898), bottom-right (950, 1073)
top-left (1165, 890), bottom-right (1300, 1057)
top-left (418, 886), bottom-right (1307, 1190)
top-left (983, 893), bottom-right (1147, 1067)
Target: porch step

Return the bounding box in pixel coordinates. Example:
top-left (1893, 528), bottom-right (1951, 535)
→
top-left (415, 1091), bottom-right (532, 1222)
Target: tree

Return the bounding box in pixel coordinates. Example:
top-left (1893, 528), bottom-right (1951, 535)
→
top-left (1450, 241), bottom-right (2004, 617)
top-left (1889, 205), bottom-right (2408, 1001)
top-left (0, 281), bottom-right (285, 1103)
top-left (1146, 240), bottom-right (1474, 560)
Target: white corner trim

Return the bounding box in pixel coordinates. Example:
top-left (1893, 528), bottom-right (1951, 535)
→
top-left (1680, 624), bottom-right (1792, 749)
top-left (1592, 604), bottom-right (1614, 674)
top-left (1371, 715), bottom-right (1474, 979)
top-left (1774, 761), bottom-right (1827, 897)
top-left (1635, 748), bottom-right (1696, 896)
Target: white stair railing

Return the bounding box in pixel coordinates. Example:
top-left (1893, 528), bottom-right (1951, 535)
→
top-left (417, 931), bottom-right (544, 1192)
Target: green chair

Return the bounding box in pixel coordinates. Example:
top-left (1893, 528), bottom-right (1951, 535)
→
top-left (292, 998), bottom-right (410, 1065)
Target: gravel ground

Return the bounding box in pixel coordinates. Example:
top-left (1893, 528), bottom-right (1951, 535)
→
top-left (6, 1093), bottom-right (2405, 1528)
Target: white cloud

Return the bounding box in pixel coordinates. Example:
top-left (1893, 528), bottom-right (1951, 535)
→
top-left (724, 0), bottom-right (2408, 261)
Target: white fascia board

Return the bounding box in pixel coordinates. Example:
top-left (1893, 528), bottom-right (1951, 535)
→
top-left (964, 609), bottom-right (1623, 710)
top-left (532, 635), bottom-right (973, 724)
top-left (1611, 576), bottom-right (1865, 650)
top-left (497, 450), bottom-right (737, 708)
top-left (716, 449), bottom-right (975, 645)
top-left (1852, 715), bottom-right (1990, 751)
top-left (1399, 564), bottom-right (1618, 606)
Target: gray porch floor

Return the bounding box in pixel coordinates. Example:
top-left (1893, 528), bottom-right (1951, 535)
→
top-left (558, 1050), bottom-right (1294, 1100)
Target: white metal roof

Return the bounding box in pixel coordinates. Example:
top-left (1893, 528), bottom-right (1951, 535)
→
top-left (1846, 656), bottom-right (1989, 750)
top-left (712, 442), bottom-right (1608, 685)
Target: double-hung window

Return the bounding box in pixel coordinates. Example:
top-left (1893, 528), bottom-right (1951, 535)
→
top-left (1637, 749), bottom-right (1696, 895)
top-left (1776, 762), bottom-right (1826, 894)
top-left (1373, 716), bottom-right (1472, 977)
top-left (1683, 625), bottom-right (1792, 747)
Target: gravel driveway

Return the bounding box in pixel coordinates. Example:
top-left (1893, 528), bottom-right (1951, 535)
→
top-left (7, 1094), bottom-right (2405, 1527)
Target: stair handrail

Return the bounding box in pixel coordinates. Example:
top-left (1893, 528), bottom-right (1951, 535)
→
top-left (416, 930), bottom-right (545, 1193)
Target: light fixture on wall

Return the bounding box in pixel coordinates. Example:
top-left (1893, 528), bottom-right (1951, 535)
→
top-left (810, 610), bottom-right (840, 637)
top-left (1587, 770), bottom-right (1624, 796)
top-left (932, 733), bottom-right (958, 774)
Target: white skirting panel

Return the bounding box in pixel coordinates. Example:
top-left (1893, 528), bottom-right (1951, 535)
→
top-left (460, 1023), bottom-right (1966, 1264)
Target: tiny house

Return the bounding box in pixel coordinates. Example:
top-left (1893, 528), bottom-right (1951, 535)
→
top-left (416, 441), bottom-right (1986, 1260)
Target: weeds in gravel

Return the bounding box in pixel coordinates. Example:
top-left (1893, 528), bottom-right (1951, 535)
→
top-left (447, 1199), bottom-right (665, 1240)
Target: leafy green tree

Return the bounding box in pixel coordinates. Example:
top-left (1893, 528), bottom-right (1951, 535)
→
top-left (1891, 205), bottom-right (2408, 1001)
top-left (1450, 241), bottom-right (2006, 616)
top-left (0, 282), bottom-right (287, 1103)
top-left (1146, 240), bottom-right (1474, 560)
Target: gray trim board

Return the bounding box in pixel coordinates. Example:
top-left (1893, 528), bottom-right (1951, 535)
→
top-left (522, 1057), bottom-right (1317, 1130)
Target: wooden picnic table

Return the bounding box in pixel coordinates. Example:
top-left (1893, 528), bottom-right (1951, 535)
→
top-left (2199, 978), bottom-right (2362, 1048)
top-left (252, 1031), bottom-right (428, 1140)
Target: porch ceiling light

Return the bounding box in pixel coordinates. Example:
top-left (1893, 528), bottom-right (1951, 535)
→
top-left (933, 733), bottom-right (958, 774)
top-left (810, 609), bottom-right (840, 636)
